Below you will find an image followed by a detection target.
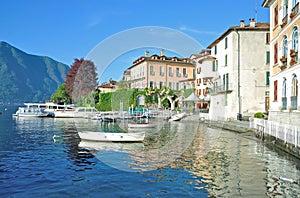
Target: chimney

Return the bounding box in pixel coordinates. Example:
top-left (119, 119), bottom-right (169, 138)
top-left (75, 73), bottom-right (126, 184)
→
top-left (160, 49), bottom-right (164, 56)
top-left (249, 18), bottom-right (255, 27)
top-left (240, 20), bottom-right (245, 27)
top-left (145, 51), bottom-right (149, 57)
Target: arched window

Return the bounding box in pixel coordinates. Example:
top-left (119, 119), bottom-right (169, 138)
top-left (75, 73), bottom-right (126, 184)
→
top-left (292, 27), bottom-right (299, 51)
top-left (292, 74), bottom-right (298, 96)
top-left (292, 0), bottom-right (298, 8)
top-left (282, 35), bottom-right (288, 57)
top-left (283, 0), bottom-right (288, 17)
top-left (282, 78), bottom-right (287, 97)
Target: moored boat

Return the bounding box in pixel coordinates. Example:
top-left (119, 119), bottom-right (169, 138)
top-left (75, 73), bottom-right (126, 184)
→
top-left (13, 107), bottom-right (49, 117)
top-left (78, 131), bottom-right (145, 142)
top-left (54, 107), bottom-right (99, 118)
top-left (169, 112), bottom-right (186, 121)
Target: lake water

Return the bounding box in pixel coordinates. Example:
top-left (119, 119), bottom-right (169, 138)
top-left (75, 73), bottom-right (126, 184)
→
top-left (0, 106), bottom-right (300, 197)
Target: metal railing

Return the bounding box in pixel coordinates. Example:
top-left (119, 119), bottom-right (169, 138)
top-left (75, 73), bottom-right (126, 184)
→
top-left (250, 118), bottom-right (300, 147)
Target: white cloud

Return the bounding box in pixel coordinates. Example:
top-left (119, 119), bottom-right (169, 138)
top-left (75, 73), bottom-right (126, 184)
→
top-left (179, 25), bottom-right (218, 35)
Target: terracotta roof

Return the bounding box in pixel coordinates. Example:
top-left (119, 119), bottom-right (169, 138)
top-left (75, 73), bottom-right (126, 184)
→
top-left (128, 54), bottom-right (193, 70)
top-left (207, 22), bottom-right (270, 49)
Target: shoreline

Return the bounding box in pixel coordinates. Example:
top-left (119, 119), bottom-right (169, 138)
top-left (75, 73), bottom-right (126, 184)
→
top-left (203, 120), bottom-right (300, 159)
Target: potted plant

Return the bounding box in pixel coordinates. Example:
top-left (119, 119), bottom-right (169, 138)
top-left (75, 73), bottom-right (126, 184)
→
top-left (290, 12), bottom-right (296, 19)
top-left (280, 64), bottom-right (287, 70)
top-left (290, 49), bottom-right (297, 57)
top-left (280, 56), bottom-right (287, 62)
top-left (290, 58), bottom-right (296, 66)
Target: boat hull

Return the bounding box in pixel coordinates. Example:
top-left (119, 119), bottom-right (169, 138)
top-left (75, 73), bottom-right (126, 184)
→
top-left (78, 131), bottom-right (145, 142)
top-left (169, 113), bottom-right (186, 121)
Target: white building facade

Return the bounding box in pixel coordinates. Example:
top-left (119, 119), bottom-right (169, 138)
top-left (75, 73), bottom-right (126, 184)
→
top-left (207, 19), bottom-right (270, 121)
top-left (190, 49), bottom-right (217, 109)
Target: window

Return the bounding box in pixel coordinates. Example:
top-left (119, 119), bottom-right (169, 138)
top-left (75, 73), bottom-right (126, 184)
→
top-left (212, 60), bottom-right (218, 71)
top-left (292, 0), bottom-right (298, 8)
top-left (274, 80), bottom-right (278, 101)
top-left (266, 51), bottom-right (270, 64)
top-left (176, 68), bottom-right (180, 77)
top-left (282, 35), bottom-right (288, 57)
top-left (149, 81), bottom-right (154, 88)
top-left (193, 69), bottom-right (196, 78)
top-left (183, 68), bottom-right (187, 77)
top-left (291, 75), bottom-right (298, 109)
top-left (159, 82), bottom-right (163, 89)
top-left (274, 43), bottom-right (278, 64)
top-left (282, 78), bottom-right (287, 97)
top-left (266, 71), bottom-right (270, 85)
top-left (282, 0), bottom-right (288, 19)
top-left (292, 75), bottom-right (298, 97)
top-left (266, 33), bottom-right (270, 44)
top-left (214, 45), bottom-right (217, 54)
top-left (225, 37), bottom-right (228, 49)
top-left (225, 54), bottom-right (228, 66)
top-left (160, 66), bottom-right (164, 76)
top-left (197, 67), bottom-right (201, 74)
top-left (150, 65), bottom-right (155, 76)
top-left (223, 73), bottom-right (229, 91)
top-left (274, 5), bottom-right (278, 26)
top-left (168, 67), bottom-right (173, 76)
top-left (292, 27), bottom-right (298, 51)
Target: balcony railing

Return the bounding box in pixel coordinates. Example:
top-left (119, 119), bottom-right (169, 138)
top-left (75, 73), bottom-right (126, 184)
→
top-left (150, 71), bottom-right (155, 76)
top-left (290, 2), bottom-right (299, 18)
top-left (282, 97), bottom-right (287, 110)
top-left (291, 96), bottom-right (298, 110)
top-left (282, 14), bottom-right (288, 24)
top-left (211, 83), bottom-right (233, 94)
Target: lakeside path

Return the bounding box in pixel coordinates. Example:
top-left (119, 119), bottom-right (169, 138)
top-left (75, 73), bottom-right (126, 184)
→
top-left (204, 120), bottom-right (252, 133)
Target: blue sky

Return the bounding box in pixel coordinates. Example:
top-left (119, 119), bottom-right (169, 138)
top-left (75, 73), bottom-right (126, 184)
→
top-left (1, 0), bottom-right (269, 83)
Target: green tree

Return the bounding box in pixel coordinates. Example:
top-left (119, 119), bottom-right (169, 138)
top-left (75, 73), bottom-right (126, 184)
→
top-left (50, 83), bottom-right (71, 104)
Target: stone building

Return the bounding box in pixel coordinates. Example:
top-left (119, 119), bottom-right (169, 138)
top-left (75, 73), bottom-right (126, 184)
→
top-left (123, 50), bottom-right (195, 90)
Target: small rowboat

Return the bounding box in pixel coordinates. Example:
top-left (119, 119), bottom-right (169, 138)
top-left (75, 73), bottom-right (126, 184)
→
top-left (128, 123), bottom-right (157, 128)
top-left (78, 131), bottom-right (145, 142)
top-left (169, 113), bottom-right (186, 121)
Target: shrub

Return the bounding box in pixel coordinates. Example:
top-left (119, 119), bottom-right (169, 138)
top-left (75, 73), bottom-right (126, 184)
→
top-left (254, 112), bottom-right (264, 118)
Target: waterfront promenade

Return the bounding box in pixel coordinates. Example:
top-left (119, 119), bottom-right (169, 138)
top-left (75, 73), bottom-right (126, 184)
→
top-left (202, 117), bottom-right (300, 159)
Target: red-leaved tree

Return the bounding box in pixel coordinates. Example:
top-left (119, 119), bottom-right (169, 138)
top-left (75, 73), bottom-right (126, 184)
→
top-left (65, 58), bottom-right (98, 103)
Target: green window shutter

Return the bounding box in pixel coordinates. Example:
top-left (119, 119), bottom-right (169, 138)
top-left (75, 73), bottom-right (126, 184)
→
top-left (266, 71), bottom-right (270, 85)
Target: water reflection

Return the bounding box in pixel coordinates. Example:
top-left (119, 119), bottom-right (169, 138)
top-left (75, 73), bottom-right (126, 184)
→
top-left (171, 124), bottom-right (300, 197)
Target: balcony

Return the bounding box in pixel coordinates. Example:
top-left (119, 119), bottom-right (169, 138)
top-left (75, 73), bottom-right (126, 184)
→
top-left (281, 14), bottom-right (288, 28)
top-left (210, 83), bottom-right (233, 94)
top-left (290, 2), bottom-right (299, 19)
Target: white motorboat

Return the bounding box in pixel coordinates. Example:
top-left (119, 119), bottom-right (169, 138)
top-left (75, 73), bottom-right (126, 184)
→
top-left (128, 122), bottom-right (158, 128)
top-left (13, 106), bottom-right (49, 117)
top-left (169, 112), bottom-right (186, 121)
top-left (78, 131), bottom-right (145, 142)
top-left (54, 107), bottom-right (99, 118)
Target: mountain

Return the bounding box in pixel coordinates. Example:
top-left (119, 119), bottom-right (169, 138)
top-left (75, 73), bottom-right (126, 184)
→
top-left (0, 41), bottom-right (69, 103)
